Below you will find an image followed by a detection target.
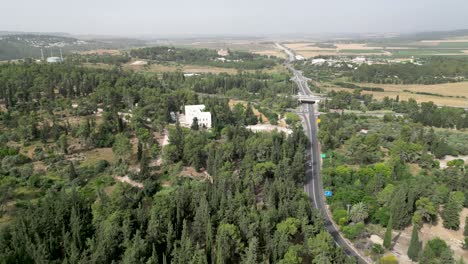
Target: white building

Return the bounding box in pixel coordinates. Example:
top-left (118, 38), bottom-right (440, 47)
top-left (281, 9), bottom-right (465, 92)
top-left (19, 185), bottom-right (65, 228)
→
top-left (311, 58), bottom-right (326, 65)
top-left (217, 49), bottom-right (229, 57)
top-left (295, 55), bottom-right (305, 61)
top-left (185, 105), bottom-right (212, 128)
top-left (46, 57), bottom-right (63, 63)
top-left (352, 57), bottom-right (366, 64)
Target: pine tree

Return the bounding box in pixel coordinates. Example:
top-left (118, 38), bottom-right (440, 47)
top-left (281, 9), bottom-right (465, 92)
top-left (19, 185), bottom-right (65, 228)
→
top-left (242, 238), bottom-right (259, 264)
top-left (442, 194), bottom-right (463, 230)
top-left (137, 141), bottom-right (143, 161)
top-left (407, 226), bottom-right (421, 261)
top-left (68, 161), bottom-right (77, 180)
top-left (146, 244), bottom-right (159, 264)
top-left (383, 215), bottom-right (393, 249)
top-left (169, 121), bottom-right (184, 161)
top-left (139, 152), bottom-right (150, 178)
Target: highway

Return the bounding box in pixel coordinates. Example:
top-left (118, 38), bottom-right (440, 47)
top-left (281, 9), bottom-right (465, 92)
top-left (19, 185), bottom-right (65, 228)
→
top-left (277, 43), bottom-right (368, 264)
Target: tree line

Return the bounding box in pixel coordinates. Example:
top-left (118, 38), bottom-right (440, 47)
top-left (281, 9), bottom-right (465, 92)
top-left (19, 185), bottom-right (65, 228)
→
top-left (130, 46), bottom-right (278, 70)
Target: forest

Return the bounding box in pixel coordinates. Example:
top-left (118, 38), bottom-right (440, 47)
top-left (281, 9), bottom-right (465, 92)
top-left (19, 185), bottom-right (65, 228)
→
top-left (352, 57), bottom-right (468, 84)
top-left (0, 61), bottom-right (357, 263)
top-left (130, 46), bottom-right (279, 70)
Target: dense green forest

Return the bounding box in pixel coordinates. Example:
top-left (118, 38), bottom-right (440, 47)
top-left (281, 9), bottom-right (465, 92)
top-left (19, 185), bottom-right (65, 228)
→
top-left (0, 61), bottom-right (357, 263)
top-left (130, 46), bottom-right (279, 70)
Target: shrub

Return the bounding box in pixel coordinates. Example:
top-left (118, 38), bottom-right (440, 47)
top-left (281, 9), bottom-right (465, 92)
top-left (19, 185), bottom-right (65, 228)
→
top-left (342, 222), bottom-right (365, 240)
top-left (379, 255), bottom-right (398, 264)
top-left (332, 208), bottom-right (348, 223)
top-left (372, 244), bottom-right (384, 255)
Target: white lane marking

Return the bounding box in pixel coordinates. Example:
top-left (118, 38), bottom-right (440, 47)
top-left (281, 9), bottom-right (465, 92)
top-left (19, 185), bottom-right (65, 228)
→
top-left (304, 114), bottom-right (319, 209)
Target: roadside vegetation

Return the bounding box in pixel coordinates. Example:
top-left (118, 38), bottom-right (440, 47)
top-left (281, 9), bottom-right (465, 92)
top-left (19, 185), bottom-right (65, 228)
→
top-left (318, 90), bottom-right (468, 262)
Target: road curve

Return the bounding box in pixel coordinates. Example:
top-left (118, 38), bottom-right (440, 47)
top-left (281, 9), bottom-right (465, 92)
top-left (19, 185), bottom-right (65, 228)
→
top-left (277, 43), bottom-right (369, 264)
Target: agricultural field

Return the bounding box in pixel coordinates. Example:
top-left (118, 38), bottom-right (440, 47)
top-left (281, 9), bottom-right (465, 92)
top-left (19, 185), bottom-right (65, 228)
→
top-left (324, 81), bottom-right (468, 108)
top-left (285, 38), bottom-right (468, 58)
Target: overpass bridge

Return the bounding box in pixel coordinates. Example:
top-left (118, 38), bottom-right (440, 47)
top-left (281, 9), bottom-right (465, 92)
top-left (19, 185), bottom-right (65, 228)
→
top-left (294, 95), bottom-right (325, 104)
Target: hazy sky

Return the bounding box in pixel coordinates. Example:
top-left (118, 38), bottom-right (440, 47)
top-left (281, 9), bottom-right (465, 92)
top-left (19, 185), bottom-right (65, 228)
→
top-left (2, 0), bottom-right (468, 36)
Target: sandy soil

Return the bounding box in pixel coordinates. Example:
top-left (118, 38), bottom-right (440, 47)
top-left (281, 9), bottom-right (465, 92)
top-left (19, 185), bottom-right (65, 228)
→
top-left (246, 124), bottom-right (292, 135)
top-left (114, 175), bottom-right (144, 188)
top-left (390, 209), bottom-right (468, 263)
top-left (420, 39), bottom-right (468, 43)
top-left (253, 49), bottom-right (287, 58)
top-left (335, 43), bottom-right (383, 50)
top-left (130, 60), bottom-right (148, 65)
top-left (438, 155), bottom-right (468, 169)
top-left (179, 166), bottom-right (212, 182)
top-left (79, 49), bottom-right (121, 55)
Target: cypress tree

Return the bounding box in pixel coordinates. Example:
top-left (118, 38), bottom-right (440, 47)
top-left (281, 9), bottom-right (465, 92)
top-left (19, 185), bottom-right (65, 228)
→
top-left (137, 141), bottom-right (143, 161)
top-left (68, 161), bottom-right (77, 180)
top-left (383, 215), bottom-right (393, 249)
top-left (191, 117), bottom-right (199, 131)
top-left (146, 245), bottom-right (159, 264)
top-left (407, 226), bottom-right (421, 261)
top-left (442, 197), bottom-right (461, 230)
top-left (245, 103), bottom-right (257, 125)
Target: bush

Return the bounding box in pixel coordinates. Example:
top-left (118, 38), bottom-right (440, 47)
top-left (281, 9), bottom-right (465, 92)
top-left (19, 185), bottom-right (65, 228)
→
top-left (339, 217), bottom-right (349, 226)
top-left (372, 207), bottom-right (391, 226)
top-left (341, 222), bottom-right (365, 240)
top-left (332, 208), bottom-right (348, 223)
top-left (379, 255), bottom-right (398, 264)
top-left (95, 160), bottom-right (110, 173)
top-left (372, 244), bottom-right (384, 255)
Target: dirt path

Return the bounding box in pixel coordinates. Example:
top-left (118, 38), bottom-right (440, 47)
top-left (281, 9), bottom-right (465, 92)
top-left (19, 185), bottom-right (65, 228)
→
top-left (392, 208), bottom-right (468, 262)
top-left (114, 175), bottom-right (144, 189)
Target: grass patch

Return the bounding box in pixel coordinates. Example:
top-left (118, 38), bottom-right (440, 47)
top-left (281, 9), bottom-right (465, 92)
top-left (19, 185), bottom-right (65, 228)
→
top-left (14, 186), bottom-right (43, 201)
top-left (80, 148), bottom-right (114, 167)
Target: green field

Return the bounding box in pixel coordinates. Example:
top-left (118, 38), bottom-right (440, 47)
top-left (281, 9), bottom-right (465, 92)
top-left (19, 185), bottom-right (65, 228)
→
top-left (341, 49), bottom-right (385, 54)
top-left (389, 49), bottom-right (465, 57)
top-left (434, 42), bottom-right (468, 49)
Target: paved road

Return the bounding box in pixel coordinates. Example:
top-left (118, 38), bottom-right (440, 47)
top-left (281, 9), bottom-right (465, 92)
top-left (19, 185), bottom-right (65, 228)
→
top-left (277, 43), bottom-right (368, 264)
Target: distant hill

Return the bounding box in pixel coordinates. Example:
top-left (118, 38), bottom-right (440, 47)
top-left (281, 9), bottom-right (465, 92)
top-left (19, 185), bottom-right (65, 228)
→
top-left (398, 29), bottom-right (468, 41)
top-left (0, 31), bottom-right (70, 37)
top-left (0, 33), bottom-right (148, 61)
